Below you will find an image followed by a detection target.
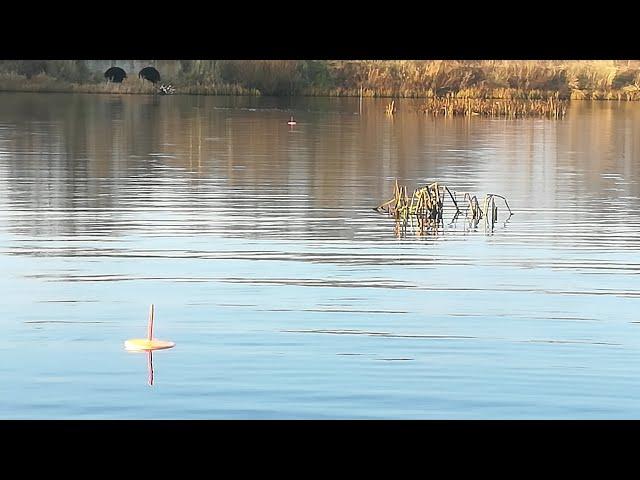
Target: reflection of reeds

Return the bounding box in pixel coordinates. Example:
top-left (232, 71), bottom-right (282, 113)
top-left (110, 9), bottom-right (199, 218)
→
top-left (419, 95), bottom-right (568, 119)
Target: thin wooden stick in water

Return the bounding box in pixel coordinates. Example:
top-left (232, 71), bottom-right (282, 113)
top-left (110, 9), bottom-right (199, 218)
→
top-left (148, 304), bottom-right (154, 340)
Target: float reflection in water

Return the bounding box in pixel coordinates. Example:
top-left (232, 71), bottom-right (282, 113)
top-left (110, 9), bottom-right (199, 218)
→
top-left (125, 304), bottom-right (175, 386)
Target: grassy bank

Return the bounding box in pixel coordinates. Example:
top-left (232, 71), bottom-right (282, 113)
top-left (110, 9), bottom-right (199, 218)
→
top-left (1, 60), bottom-right (639, 100)
top-left (0, 73), bottom-right (261, 96)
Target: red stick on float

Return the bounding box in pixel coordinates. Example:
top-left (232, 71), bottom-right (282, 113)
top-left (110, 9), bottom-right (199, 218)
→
top-left (148, 304), bottom-right (154, 340)
top-left (124, 304), bottom-right (175, 352)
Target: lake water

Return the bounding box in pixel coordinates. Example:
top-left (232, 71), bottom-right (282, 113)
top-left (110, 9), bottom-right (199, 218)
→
top-left (1, 92), bottom-right (639, 419)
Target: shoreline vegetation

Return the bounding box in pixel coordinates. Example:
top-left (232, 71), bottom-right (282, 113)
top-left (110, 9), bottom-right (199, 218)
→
top-left (0, 73), bottom-right (261, 96)
top-left (1, 60), bottom-right (639, 102)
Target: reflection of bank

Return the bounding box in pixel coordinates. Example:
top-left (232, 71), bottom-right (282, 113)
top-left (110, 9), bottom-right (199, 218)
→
top-left (125, 304), bottom-right (175, 386)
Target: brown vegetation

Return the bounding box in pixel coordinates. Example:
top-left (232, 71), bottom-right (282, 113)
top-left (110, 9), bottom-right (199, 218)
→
top-left (418, 95), bottom-right (568, 118)
top-left (1, 60), bottom-right (640, 100)
top-left (375, 180), bottom-right (513, 236)
top-left (0, 73), bottom-right (259, 96)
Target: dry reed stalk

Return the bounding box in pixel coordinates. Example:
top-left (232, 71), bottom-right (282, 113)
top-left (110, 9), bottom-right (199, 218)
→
top-left (377, 175), bottom-right (518, 236)
top-left (376, 179), bottom-right (468, 236)
top-left (463, 193), bottom-right (482, 221)
top-left (378, 180), bottom-right (513, 238)
top-left (419, 97), bottom-right (569, 118)
top-left (385, 101), bottom-right (396, 115)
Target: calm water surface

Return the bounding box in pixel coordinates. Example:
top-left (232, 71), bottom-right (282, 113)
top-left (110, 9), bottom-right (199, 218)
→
top-left (1, 92), bottom-right (640, 419)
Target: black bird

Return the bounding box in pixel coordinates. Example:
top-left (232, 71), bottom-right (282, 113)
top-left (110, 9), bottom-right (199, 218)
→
top-left (104, 66), bottom-right (127, 83)
top-left (139, 66), bottom-right (161, 84)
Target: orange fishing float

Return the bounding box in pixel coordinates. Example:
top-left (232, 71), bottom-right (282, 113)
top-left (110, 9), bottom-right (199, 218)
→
top-left (124, 304), bottom-right (175, 351)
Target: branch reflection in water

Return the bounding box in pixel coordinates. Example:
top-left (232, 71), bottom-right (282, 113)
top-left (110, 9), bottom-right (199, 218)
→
top-left (122, 349), bottom-right (164, 386)
top-left (124, 348), bottom-right (157, 386)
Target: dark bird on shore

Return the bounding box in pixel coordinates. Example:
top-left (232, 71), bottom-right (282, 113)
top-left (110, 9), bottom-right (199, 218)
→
top-left (104, 67), bottom-right (127, 83)
top-left (139, 66), bottom-right (161, 84)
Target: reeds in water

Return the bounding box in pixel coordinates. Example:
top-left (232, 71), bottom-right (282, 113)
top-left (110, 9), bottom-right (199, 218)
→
top-left (419, 95), bottom-right (568, 119)
top-left (385, 101), bottom-right (396, 115)
top-left (376, 179), bottom-right (512, 237)
top-left (464, 192), bottom-right (513, 230)
top-left (375, 180), bottom-right (460, 236)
